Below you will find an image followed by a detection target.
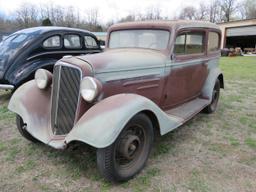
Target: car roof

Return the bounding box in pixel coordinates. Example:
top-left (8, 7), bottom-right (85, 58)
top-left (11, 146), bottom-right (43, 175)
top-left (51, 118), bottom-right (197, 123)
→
top-left (109, 20), bottom-right (220, 32)
top-left (13, 26), bottom-right (94, 36)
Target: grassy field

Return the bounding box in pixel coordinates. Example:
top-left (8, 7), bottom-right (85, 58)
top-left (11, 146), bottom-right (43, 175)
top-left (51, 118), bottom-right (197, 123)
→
top-left (0, 57), bottom-right (256, 192)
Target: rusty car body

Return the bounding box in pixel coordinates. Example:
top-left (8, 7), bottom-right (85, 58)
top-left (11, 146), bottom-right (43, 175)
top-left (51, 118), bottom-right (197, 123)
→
top-left (8, 20), bottom-right (224, 182)
top-left (0, 27), bottom-right (101, 90)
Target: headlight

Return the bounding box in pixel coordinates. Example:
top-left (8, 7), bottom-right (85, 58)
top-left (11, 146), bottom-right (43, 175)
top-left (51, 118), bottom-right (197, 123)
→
top-left (35, 69), bottom-right (52, 89)
top-left (80, 77), bottom-right (101, 102)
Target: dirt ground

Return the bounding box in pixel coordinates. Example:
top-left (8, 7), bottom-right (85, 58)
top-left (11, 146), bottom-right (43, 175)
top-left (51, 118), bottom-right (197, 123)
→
top-left (0, 57), bottom-right (255, 192)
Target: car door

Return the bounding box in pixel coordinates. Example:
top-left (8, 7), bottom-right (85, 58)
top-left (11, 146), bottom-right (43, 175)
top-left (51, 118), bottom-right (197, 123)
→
top-left (162, 29), bottom-right (208, 109)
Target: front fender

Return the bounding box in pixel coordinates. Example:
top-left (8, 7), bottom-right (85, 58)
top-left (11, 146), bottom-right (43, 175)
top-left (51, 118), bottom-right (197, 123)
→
top-left (65, 94), bottom-right (182, 148)
top-left (8, 80), bottom-right (52, 143)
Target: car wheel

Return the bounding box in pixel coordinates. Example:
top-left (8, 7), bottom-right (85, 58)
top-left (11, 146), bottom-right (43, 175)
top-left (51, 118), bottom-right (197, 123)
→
top-left (203, 79), bottom-right (220, 114)
top-left (16, 115), bottom-right (39, 143)
top-left (96, 113), bottom-right (154, 182)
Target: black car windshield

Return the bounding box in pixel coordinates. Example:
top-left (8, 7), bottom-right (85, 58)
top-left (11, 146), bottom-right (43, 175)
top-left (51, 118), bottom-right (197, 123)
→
top-left (109, 29), bottom-right (170, 50)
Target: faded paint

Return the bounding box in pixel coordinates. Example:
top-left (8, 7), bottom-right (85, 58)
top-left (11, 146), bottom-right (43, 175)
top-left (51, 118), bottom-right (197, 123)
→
top-left (8, 20), bottom-right (224, 149)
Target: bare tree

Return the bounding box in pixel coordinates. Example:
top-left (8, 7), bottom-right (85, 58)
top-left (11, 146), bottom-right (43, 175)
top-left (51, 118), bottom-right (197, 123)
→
top-left (239, 0), bottom-right (256, 19)
top-left (143, 7), bottom-right (162, 20)
top-left (179, 6), bottom-right (197, 20)
top-left (119, 14), bottom-right (136, 22)
top-left (195, 3), bottom-right (209, 20)
top-left (219, 0), bottom-right (238, 22)
top-left (208, 0), bottom-right (222, 23)
top-left (86, 8), bottom-right (99, 26)
top-left (16, 3), bottom-right (39, 28)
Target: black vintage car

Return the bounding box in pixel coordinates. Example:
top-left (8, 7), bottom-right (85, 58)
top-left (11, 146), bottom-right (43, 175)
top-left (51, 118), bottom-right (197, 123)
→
top-left (0, 27), bottom-right (101, 90)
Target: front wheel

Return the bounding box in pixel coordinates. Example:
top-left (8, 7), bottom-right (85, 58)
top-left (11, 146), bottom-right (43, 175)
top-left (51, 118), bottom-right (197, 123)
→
top-left (96, 113), bottom-right (154, 182)
top-left (203, 79), bottom-right (220, 114)
top-left (16, 115), bottom-right (39, 143)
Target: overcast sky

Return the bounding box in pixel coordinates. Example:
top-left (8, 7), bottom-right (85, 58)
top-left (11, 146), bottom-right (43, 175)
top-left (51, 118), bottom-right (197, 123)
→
top-left (0, 0), bottom-right (205, 23)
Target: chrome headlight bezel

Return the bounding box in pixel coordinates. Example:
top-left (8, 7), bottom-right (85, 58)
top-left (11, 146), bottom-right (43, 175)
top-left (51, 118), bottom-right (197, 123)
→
top-left (35, 69), bottom-right (52, 89)
top-left (80, 77), bottom-right (101, 102)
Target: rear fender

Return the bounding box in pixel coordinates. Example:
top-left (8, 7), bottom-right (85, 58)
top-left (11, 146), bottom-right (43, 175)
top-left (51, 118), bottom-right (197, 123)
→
top-left (65, 94), bottom-right (182, 148)
top-left (7, 59), bottom-right (56, 86)
top-left (201, 67), bottom-right (224, 101)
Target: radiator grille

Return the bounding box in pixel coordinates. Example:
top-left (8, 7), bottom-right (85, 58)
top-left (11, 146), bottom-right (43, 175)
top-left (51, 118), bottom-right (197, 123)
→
top-left (51, 65), bottom-right (81, 135)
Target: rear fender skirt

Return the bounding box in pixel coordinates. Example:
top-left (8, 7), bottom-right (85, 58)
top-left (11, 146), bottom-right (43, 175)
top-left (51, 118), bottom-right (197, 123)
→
top-left (65, 94), bottom-right (182, 148)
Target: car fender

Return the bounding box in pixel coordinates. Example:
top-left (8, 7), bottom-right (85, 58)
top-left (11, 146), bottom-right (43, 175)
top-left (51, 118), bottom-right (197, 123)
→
top-left (65, 94), bottom-right (183, 148)
top-left (8, 80), bottom-right (52, 143)
top-left (201, 67), bottom-right (223, 101)
top-left (7, 59), bottom-right (56, 86)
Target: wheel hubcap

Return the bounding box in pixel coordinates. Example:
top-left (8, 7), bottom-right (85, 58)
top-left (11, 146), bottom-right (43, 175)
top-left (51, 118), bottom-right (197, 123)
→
top-left (118, 135), bottom-right (141, 160)
top-left (115, 126), bottom-right (145, 166)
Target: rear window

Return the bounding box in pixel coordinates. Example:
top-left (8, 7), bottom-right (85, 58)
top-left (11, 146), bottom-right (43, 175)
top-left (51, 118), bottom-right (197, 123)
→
top-left (84, 36), bottom-right (98, 48)
top-left (0, 33), bottom-right (29, 46)
top-left (174, 32), bottom-right (205, 55)
top-left (43, 35), bottom-right (61, 48)
top-left (64, 34), bottom-right (81, 48)
top-left (208, 32), bottom-right (220, 52)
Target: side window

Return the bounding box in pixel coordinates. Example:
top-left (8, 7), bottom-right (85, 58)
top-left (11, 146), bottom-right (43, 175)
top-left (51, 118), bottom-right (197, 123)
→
top-left (208, 32), bottom-right (219, 52)
top-left (174, 32), bottom-right (205, 55)
top-left (43, 35), bottom-right (61, 48)
top-left (84, 36), bottom-right (98, 48)
top-left (186, 33), bottom-right (204, 54)
top-left (64, 34), bottom-right (81, 48)
top-left (174, 34), bottom-right (186, 54)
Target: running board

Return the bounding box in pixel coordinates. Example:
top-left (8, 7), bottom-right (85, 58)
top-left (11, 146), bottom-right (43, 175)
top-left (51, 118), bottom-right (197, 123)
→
top-left (165, 98), bottom-right (210, 125)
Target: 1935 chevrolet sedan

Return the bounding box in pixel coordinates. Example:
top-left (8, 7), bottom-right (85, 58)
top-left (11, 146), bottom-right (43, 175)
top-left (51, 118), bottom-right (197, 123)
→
top-left (8, 20), bottom-right (224, 182)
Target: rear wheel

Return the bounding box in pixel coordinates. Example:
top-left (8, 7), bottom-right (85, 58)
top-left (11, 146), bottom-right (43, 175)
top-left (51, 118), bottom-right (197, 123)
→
top-left (16, 115), bottom-right (39, 143)
top-left (203, 79), bottom-right (220, 114)
top-left (97, 113), bottom-right (154, 182)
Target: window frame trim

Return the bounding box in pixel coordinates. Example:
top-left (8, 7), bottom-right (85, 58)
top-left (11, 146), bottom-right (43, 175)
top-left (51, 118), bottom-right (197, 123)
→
top-left (207, 29), bottom-right (221, 56)
top-left (107, 28), bottom-right (171, 51)
top-left (174, 29), bottom-right (207, 59)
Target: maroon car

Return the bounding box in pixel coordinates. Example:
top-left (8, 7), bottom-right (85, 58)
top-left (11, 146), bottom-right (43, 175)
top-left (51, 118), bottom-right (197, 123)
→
top-left (9, 20), bottom-right (224, 182)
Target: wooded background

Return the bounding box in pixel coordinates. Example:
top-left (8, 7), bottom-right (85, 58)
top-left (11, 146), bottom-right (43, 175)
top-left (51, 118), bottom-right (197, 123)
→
top-left (0, 0), bottom-right (255, 32)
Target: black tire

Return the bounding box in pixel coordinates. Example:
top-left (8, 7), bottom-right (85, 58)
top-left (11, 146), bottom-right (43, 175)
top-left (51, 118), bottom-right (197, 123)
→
top-left (16, 115), bottom-right (39, 143)
top-left (203, 79), bottom-right (220, 114)
top-left (97, 113), bottom-right (154, 182)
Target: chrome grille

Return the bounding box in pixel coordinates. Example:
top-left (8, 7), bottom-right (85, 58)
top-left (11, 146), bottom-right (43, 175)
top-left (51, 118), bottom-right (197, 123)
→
top-left (51, 65), bottom-right (81, 135)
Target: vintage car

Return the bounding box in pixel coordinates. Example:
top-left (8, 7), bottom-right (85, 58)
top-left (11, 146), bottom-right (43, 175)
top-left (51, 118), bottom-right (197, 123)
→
top-left (8, 20), bottom-right (224, 182)
top-left (0, 27), bottom-right (101, 90)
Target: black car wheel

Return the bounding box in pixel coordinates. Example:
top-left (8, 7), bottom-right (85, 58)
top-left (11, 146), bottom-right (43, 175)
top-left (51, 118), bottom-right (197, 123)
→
top-left (97, 113), bottom-right (154, 182)
top-left (203, 79), bottom-right (220, 114)
top-left (16, 115), bottom-right (39, 143)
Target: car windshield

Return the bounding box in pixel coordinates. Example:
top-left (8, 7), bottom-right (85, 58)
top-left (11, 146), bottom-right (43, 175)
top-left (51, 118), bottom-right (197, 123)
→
top-left (109, 29), bottom-right (170, 50)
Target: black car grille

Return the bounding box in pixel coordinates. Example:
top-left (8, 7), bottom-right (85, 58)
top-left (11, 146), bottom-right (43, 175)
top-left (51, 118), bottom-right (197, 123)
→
top-left (51, 65), bottom-right (81, 135)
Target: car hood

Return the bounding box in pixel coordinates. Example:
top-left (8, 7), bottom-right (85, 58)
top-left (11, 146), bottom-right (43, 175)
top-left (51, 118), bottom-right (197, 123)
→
top-left (76, 48), bottom-right (167, 74)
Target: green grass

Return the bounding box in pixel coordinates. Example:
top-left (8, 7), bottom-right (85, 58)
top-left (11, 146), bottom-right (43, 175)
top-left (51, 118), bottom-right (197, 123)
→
top-left (220, 57), bottom-right (256, 81)
top-left (228, 136), bottom-right (240, 146)
top-left (186, 170), bottom-right (210, 192)
top-left (245, 138), bottom-right (256, 148)
top-left (0, 56), bottom-right (256, 191)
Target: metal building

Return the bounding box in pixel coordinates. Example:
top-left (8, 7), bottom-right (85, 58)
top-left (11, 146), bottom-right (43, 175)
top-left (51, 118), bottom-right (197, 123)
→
top-left (218, 19), bottom-right (256, 51)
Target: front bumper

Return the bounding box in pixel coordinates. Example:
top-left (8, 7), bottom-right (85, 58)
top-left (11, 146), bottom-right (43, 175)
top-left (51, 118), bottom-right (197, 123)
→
top-left (0, 84), bottom-right (14, 90)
